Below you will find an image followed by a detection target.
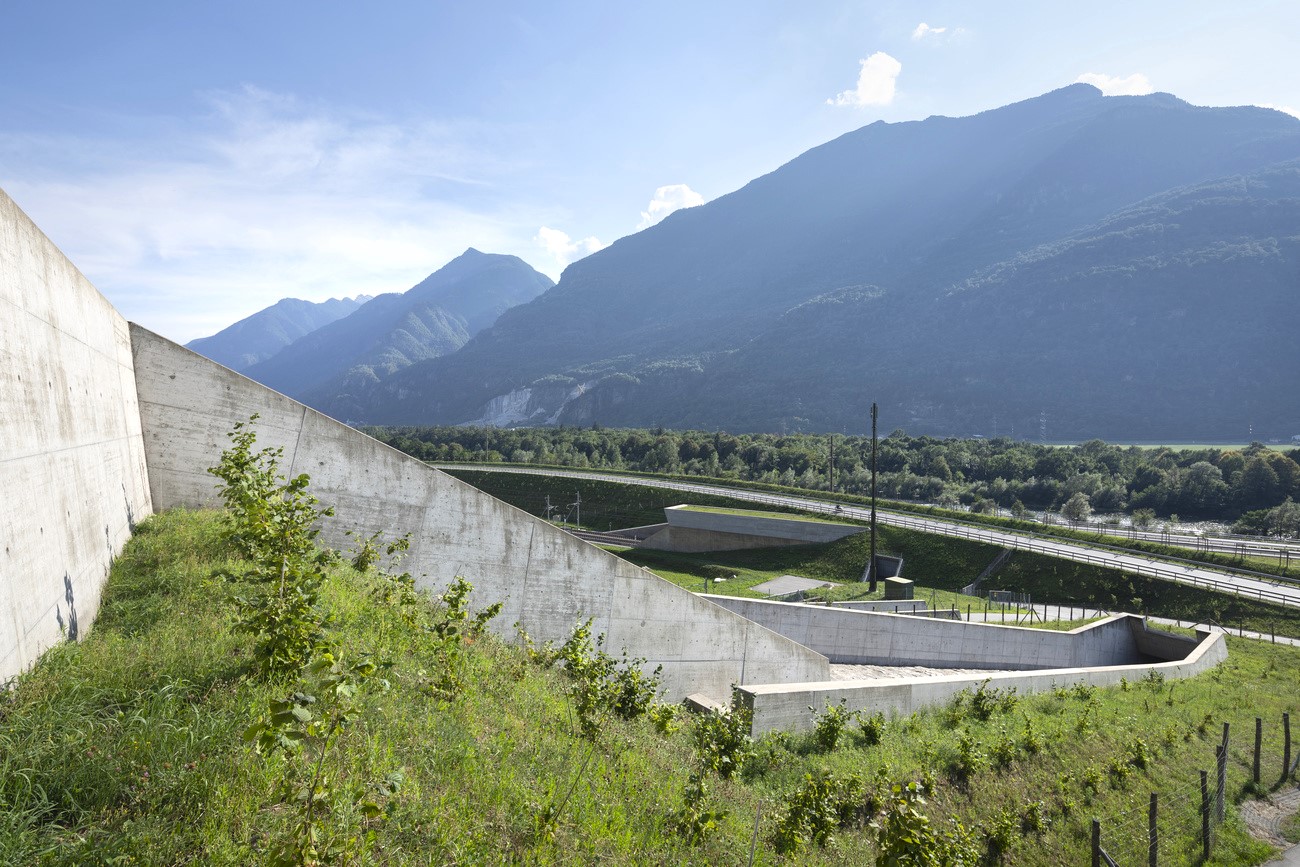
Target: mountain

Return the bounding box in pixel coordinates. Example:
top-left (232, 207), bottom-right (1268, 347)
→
top-left (357, 85), bottom-right (1300, 439)
top-left (243, 249), bottom-right (553, 417)
top-left (186, 295), bottom-right (371, 371)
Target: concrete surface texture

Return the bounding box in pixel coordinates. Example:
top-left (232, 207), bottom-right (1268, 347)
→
top-left (130, 325), bottom-right (830, 699)
top-left (640, 505), bottom-right (867, 553)
top-left (701, 595), bottom-right (1182, 671)
top-left (738, 616), bottom-right (1227, 734)
top-left (0, 189), bottom-right (153, 683)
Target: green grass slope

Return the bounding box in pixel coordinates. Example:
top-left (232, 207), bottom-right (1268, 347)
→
top-left (1, 509), bottom-right (1295, 865)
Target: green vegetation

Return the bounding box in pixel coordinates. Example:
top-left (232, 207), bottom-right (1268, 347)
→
top-left (1, 507), bottom-right (1295, 863)
top-left (450, 470), bottom-right (1300, 638)
top-left (370, 425), bottom-right (1300, 526)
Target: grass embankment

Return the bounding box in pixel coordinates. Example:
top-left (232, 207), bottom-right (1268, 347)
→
top-left (1, 508), bottom-right (1296, 864)
top-left (442, 466), bottom-right (1300, 582)
top-left (452, 470), bottom-right (1300, 639)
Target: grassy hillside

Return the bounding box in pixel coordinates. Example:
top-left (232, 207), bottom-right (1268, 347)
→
top-left (1, 507), bottom-right (1296, 865)
top-left (0, 504), bottom-right (1294, 863)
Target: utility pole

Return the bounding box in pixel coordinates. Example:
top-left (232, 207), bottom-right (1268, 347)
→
top-left (544, 495), bottom-right (554, 522)
top-left (869, 402), bottom-right (878, 592)
top-left (828, 433), bottom-right (835, 494)
top-left (571, 490), bottom-right (581, 529)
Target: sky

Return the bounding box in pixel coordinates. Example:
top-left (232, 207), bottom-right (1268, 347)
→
top-left (3, 1), bottom-right (1299, 343)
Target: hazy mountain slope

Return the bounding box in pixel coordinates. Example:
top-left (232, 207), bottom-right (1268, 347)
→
top-left (360, 86), bottom-right (1300, 438)
top-left (185, 296), bottom-right (370, 371)
top-left (244, 249), bottom-right (553, 405)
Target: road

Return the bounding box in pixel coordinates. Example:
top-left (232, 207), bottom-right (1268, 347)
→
top-left (433, 464), bottom-right (1300, 610)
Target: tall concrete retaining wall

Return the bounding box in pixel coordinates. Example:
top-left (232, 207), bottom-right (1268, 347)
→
top-left (738, 618), bottom-right (1226, 734)
top-left (0, 190), bottom-right (153, 684)
top-left (130, 325), bottom-right (830, 699)
top-left (703, 596), bottom-right (1154, 670)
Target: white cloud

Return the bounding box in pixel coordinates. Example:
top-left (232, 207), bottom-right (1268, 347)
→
top-left (637, 183), bottom-right (705, 229)
top-left (535, 226), bottom-right (605, 268)
top-left (911, 22), bottom-right (947, 41)
top-left (0, 86), bottom-right (550, 342)
top-left (827, 52), bottom-right (902, 107)
top-left (1075, 72), bottom-right (1155, 96)
top-left (1256, 103), bottom-right (1300, 119)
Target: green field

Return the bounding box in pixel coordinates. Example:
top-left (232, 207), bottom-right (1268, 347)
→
top-left (1, 507), bottom-right (1295, 865)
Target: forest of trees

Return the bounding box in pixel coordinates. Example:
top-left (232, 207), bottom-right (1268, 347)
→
top-left (365, 426), bottom-right (1300, 535)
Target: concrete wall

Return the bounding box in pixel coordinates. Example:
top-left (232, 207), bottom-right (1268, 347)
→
top-left (641, 507), bottom-right (865, 553)
top-left (640, 525), bottom-right (813, 553)
top-left (0, 190), bottom-right (153, 684)
top-left (738, 619), bottom-right (1227, 734)
top-left (703, 596), bottom-right (1152, 670)
top-left (130, 325), bottom-right (830, 700)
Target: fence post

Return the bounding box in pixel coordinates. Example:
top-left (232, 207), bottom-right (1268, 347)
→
top-left (1200, 769), bottom-right (1212, 860)
top-left (1148, 792), bottom-right (1158, 867)
top-left (1255, 717), bottom-right (1263, 784)
top-left (1092, 818), bottom-right (1101, 867)
top-left (1215, 745), bottom-right (1227, 823)
top-left (1285, 713), bottom-right (1292, 780)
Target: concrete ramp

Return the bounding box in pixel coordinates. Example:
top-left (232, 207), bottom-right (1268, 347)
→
top-left (130, 325), bottom-right (830, 699)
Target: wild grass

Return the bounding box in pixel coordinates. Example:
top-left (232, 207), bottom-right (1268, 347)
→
top-left (1, 508), bottom-right (1296, 864)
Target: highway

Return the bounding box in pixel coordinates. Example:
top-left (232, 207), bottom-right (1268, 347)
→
top-left (433, 464), bottom-right (1300, 610)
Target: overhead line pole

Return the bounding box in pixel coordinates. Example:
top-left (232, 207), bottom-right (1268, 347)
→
top-left (869, 402), bottom-right (878, 592)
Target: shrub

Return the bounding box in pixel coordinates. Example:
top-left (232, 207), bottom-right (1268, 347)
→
top-left (694, 698), bottom-right (755, 780)
top-left (858, 710), bottom-right (887, 746)
top-left (770, 770), bottom-right (863, 855)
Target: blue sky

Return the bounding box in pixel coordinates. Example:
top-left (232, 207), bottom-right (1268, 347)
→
top-left (3, 1), bottom-right (1298, 342)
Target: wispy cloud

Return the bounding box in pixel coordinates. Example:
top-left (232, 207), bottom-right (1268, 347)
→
top-left (637, 183), bottom-right (704, 229)
top-left (1075, 72), bottom-right (1154, 96)
top-left (911, 22), bottom-right (947, 41)
top-left (0, 86), bottom-right (548, 342)
top-left (827, 52), bottom-right (902, 107)
top-left (535, 226), bottom-right (605, 269)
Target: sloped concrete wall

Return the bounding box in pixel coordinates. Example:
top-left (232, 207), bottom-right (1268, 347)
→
top-left (0, 190), bottom-right (153, 683)
top-left (130, 325), bottom-right (830, 700)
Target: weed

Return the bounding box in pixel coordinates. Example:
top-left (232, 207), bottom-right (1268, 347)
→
top-left (810, 699), bottom-right (853, 752)
top-left (694, 699), bottom-right (755, 780)
top-left (769, 769), bottom-right (863, 855)
top-left (982, 806), bottom-right (1022, 864)
top-left (870, 781), bottom-right (980, 866)
top-left (970, 680), bottom-right (1018, 721)
top-left (668, 771), bottom-right (728, 847)
top-left (858, 710), bottom-right (887, 746)
top-left (951, 729), bottom-right (987, 781)
top-left (990, 725), bottom-right (1017, 770)
top-left (244, 653), bottom-right (399, 865)
top-left (1021, 800), bottom-right (1051, 835)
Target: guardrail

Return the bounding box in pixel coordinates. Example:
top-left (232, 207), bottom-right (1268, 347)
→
top-left (433, 464), bottom-right (1300, 610)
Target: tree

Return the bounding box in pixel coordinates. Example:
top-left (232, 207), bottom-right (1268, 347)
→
top-left (1268, 497), bottom-right (1300, 537)
top-left (1062, 491), bottom-right (1092, 525)
top-left (1131, 508), bottom-right (1156, 530)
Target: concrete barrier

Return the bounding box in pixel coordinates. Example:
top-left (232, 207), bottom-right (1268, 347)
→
top-left (130, 325), bottom-right (830, 700)
top-left (703, 595), bottom-right (1154, 670)
top-left (0, 189), bottom-right (153, 683)
top-left (640, 505), bottom-right (866, 552)
top-left (738, 618), bottom-right (1226, 734)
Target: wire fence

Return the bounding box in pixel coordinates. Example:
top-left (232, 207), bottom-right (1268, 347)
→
top-left (1092, 714), bottom-right (1297, 865)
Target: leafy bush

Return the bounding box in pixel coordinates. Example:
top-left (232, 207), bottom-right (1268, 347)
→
top-left (810, 699), bottom-right (853, 752)
top-left (770, 770), bottom-right (863, 855)
top-left (694, 698), bottom-right (755, 780)
top-left (859, 710), bottom-right (887, 746)
top-left (871, 782), bottom-right (980, 866)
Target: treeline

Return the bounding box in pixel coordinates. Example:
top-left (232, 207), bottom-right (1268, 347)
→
top-left (365, 426), bottom-right (1300, 532)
